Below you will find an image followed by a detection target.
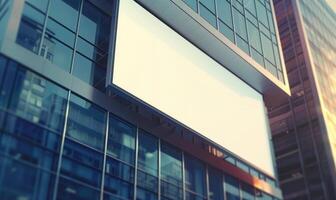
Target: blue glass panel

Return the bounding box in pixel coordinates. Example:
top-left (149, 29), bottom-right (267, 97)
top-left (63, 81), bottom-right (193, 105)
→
top-left (241, 183), bottom-right (255, 200)
top-left (0, 133), bottom-right (59, 171)
top-left (0, 61), bottom-right (17, 109)
top-left (138, 131), bottom-right (158, 176)
top-left (105, 157), bottom-right (134, 182)
top-left (217, 0), bottom-right (232, 27)
top-left (49, 0), bottom-right (80, 31)
top-left (107, 116), bottom-right (136, 165)
top-left (26, 0), bottom-right (49, 12)
top-left (244, 0), bottom-right (256, 16)
top-left (233, 8), bottom-right (247, 40)
top-left (199, 3), bottom-right (217, 28)
top-left (57, 177), bottom-right (100, 200)
top-left (208, 167), bottom-right (224, 200)
top-left (199, 0), bottom-right (216, 12)
top-left (225, 175), bottom-right (240, 200)
top-left (161, 181), bottom-right (183, 200)
top-left (66, 93), bottom-right (106, 150)
top-left (104, 175), bottom-right (133, 200)
top-left (219, 20), bottom-right (235, 43)
top-left (16, 4), bottom-right (44, 54)
top-left (0, 156), bottom-right (55, 200)
top-left (184, 155), bottom-right (206, 197)
top-left (185, 192), bottom-right (206, 200)
top-left (79, 1), bottom-right (110, 51)
top-left (45, 18), bottom-right (75, 47)
top-left (160, 143), bottom-right (182, 187)
top-left (137, 170), bottom-right (158, 193)
top-left (184, 0), bottom-right (198, 12)
top-left (136, 187), bottom-right (158, 200)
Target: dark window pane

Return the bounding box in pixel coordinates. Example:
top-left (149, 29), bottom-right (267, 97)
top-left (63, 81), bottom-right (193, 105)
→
top-left (104, 175), bottom-right (133, 200)
top-left (45, 18), bottom-right (75, 47)
top-left (208, 167), bottom-right (224, 200)
top-left (66, 94), bottom-right (106, 150)
top-left (16, 4), bottom-right (44, 54)
top-left (49, 0), bottom-right (80, 31)
top-left (225, 175), bottom-right (240, 200)
top-left (184, 155), bottom-right (206, 197)
top-left (160, 143), bottom-right (182, 186)
top-left (5, 67), bottom-right (67, 132)
top-left (241, 183), bottom-right (255, 200)
top-left (185, 192), bottom-right (206, 200)
top-left (137, 170), bottom-right (158, 193)
top-left (105, 157), bottom-right (134, 183)
top-left (79, 1), bottom-right (111, 51)
top-left (138, 131), bottom-right (158, 176)
top-left (161, 180), bottom-right (183, 200)
top-left (136, 187), bottom-right (158, 200)
top-left (0, 157), bottom-right (55, 200)
top-left (57, 177), bottom-right (100, 200)
top-left (107, 116), bottom-right (136, 165)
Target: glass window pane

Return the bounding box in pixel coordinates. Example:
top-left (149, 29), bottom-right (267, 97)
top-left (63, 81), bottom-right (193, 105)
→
top-left (26, 0), bottom-right (49, 12)
top-left (42, 35), bottom-right (73, 72)
top-left (138, 131), bottom-right (158, 176)
top-left (136, 187), bottom-right (158, 200)
top-left (233, 8), bottom-right (247, 40)
top-left (45, 18), bottom-right (75, 47)
top-left (247, 20), bottom-right (262, 52)
top-left (160, 143), bottom-right (182, 186)
top-left (244, 0), bottom-right (256, 16)
top-left (199, 0), bottom-right (216, 12)
top-left (0, 156), bottom-right (55, 200)
top-left (236, 35), bottom-right (249, 55)
top-left (256, 0), bottom-right (268, 27)
top-left (184, 155), bottom-right (206, 197)
top-left (217, 0), bottom-right (232, 28)
top-left (66, 93), bottom-right (106, 150)
top-left (6, 68), bottom-right (68, 132)
top-left (79, 1), bottom-right (111, 51)
top-left (219, 20), bottom-right (235, 42)
top-left (107, 116), bottom-right (136, 165)
top-left (261, 33), bottom-right (275, 64)
top-left (49, 0), bottom-right (80, 31)
top-left (225, 175), bottom-right (240, 200)
top-left (104, 174), bottom-right (134, 200)
top-left (199, 3), bottom-right (217, 28)
top-left (16, 4), bottom-right (44, 54)
top-left (184, 0), bottom-right (198, 12)
top-left (57, 177), bottom-right (100, 200)
top-left (241, 183), bottom-right (255, 200)
top-left (208, 167), bottom-right (224, 200)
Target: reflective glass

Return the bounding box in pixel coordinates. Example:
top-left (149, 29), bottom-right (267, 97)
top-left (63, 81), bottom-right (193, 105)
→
top-left (247, 20), bottom-right (262, 53)
top-left (16, 4), bottom-right (44, 54)
top-left (233, 8), bottom-right (247, 40)
top-left (107, 116), bottom-right (136, 165)
top-left (208, 167), bottom-right (224, 200)
top-left (3, 66), bottom-right (67, 132)
top-left (105, 157), bottom-right (134, 183)
top-left (242, 183), bottom-right (255, 200)
top-left (184, 0), bottom-right (198, 11)
top-left (184, 155), bottom-right (206, 197)
top-left (225, 175), bottom-right (240, 200)
top-left (104, 175), bottom-right (133, 200)
top-left (57, 177), bottom-right (100, 200)
top-left (79, 1), bottom-right (111, 51)
top-left (256, 0), bottom-right (268, 27)
top-left (45, 18), bottom-right (75, 47)
top-left (261, 33), bottom-right (275, 64)
top-left (49, 0), bottom-right (80, 31)
top-left (199, 3), bottom-right (217, 28)
top-left (26, 0), bottom-right (49, 12)
top-left (66, 93), bottom-right (106, 150)
top-left (199, 0), bottom-right (216, 12)
top-left (136, 187), bottom-right (158, 200)
top-left (219, 20), bottom-right (235, 42)
top-left (0, 156), bottom-right (55, 200)
top-left (244, 0), bottom-right (256, 16)
top-left (217, 0), bottom-right (233, 28)
top-left (138, 131), bottom-right (158, 176)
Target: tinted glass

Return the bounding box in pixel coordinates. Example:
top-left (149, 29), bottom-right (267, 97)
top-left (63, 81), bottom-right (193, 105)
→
top-left (184, 155), bottom-right (206, 197)
top-left (49, 0), bottom-right (80, 31)
top-left (66, 93), bottom-right (106, 150)
top-left (225, 175), bottom-right (240, 200)
top-left (209, 167), bottom-right (224, 200)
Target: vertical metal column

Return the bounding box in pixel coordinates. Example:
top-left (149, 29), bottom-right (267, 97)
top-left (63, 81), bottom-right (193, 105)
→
top-left (182, 152), bottom-right (186, 200)
top-left (133, 127), bottom-right (139, 200)
top-left (206, 165), bottom-right (210, 200)
top-left (52, 90), bottom-right (71, 200)
top-left (100, 112), bottom-right (110, 200)
top-left (37, 0), bottom-right (51, 57)
top-left (158, 139), bottom-right (161, 200)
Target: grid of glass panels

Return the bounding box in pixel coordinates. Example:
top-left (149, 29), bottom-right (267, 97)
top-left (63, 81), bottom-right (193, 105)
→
top-left (0, 55), bottom-right (280, 199)
top-left (16, 0), bottom-right (113, 91)
top-left (182, 0), bottom-right (284, 82)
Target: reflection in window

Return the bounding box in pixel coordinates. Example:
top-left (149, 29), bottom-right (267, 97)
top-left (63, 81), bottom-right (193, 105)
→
top-left (57, 177), bottom-right (100, 200)
top-left (241, 183), bottom-right (255, 200)
top-left (225, 175), bottom-right (240, 200)
top-left (16, 3), bottom-right (44, 54)
top-left (160, 143), bottom-right (183, 200)
top-left (66, 93), bottom-right (106, 150)
top-left (48, 0), bottom-right (80, 31)
top-left (208, 167), bottom-right (224, 200)
top-left (184, 155), bottom-right (206, 199)
top-left (107, 116), bottom-right (136, 165)
top-left (137, 131), bottom-right (158, 198)
top-left (61, 139), bottom-right (103, 189)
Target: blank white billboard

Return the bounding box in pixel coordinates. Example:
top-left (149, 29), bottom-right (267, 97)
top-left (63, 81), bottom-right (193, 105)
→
top-left (113, 0), bottom-right (275, 176)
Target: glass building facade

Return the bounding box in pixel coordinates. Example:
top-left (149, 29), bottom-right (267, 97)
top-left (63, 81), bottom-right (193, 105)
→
top-left (0, 0), bottom-right (286, 199)
top-left (268, 0), bottom-right (336, 199)
top-left (183, 0), bottom-right (284, 82)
